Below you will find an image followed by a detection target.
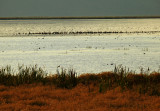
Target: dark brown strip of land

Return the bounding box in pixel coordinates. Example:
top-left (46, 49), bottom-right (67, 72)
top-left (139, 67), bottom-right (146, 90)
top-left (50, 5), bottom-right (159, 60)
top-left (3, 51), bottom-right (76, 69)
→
top-left (0, 16), bottom-right (160, 20)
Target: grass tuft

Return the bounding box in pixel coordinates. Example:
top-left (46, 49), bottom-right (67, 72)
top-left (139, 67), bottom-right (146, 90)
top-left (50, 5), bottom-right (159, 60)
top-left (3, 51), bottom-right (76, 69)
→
top-left (30, 100), bottom-right (47, 106)
top-left (55, 67), bottom-right (77, 89)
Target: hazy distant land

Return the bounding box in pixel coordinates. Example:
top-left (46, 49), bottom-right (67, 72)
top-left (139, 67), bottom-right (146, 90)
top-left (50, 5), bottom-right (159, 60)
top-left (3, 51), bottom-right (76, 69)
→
top-left (0, 16), bottom-right (160, 20)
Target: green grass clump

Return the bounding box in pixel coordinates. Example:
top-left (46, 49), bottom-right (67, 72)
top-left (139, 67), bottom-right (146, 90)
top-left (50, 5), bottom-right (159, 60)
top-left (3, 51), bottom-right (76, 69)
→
top-left (0, 65), bottom-right (47, 86)
top-left (55, 68), bottom-right (77, 89)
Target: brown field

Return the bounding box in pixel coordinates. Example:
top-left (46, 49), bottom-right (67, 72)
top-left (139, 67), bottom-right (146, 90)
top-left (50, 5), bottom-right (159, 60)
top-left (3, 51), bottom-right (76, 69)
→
top-left (0, 84), bottom-right (160, 111)
top-left (0, 65), bottom-right (160, 110)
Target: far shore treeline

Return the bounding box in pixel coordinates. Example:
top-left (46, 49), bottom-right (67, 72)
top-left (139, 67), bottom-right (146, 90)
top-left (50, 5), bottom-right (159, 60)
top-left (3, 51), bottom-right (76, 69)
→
top-left (0, 16), bottom-right (160, 20)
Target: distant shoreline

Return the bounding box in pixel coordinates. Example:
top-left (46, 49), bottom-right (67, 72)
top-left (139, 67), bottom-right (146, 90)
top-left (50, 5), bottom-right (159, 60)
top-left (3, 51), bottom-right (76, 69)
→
top-left (0, 16), bottom-right (160, 20)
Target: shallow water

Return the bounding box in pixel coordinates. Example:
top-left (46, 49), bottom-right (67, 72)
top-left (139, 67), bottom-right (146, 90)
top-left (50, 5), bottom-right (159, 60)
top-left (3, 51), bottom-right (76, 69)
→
top-left (0, 19), bottom-right (160, 37)
top-left (0, 19), bottom-right (160, 74)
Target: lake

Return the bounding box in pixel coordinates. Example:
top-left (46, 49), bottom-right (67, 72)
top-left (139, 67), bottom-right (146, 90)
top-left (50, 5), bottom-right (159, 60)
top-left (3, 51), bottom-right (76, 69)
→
top-left (0, 19), bottom-right (160, 74)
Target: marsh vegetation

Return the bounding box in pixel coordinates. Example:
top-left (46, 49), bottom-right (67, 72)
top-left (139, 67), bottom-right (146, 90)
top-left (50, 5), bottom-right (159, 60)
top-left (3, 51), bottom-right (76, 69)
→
top-left (0, 65), bottom-right (160, 95)
top-left (0, 65), bottom-right (160, 110)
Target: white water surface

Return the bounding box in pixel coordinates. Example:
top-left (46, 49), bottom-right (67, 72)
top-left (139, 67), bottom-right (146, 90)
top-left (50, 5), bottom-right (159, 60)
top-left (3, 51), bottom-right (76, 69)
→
top-left (0, 19), bottom-right (160, 74)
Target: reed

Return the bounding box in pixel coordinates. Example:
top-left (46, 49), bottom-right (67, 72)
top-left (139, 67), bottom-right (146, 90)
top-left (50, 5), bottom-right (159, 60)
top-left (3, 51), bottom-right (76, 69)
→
top-left (0, 65), bottom-right (160, 95)
top-left (0, 65), bottom-right (47, 86)
top-left (55, 67), bottom-right (78, 89)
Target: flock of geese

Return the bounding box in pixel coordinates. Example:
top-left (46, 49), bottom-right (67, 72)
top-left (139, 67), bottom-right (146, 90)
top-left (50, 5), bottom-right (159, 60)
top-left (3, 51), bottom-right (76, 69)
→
top-left (16, 31), bottom-right (160, 35)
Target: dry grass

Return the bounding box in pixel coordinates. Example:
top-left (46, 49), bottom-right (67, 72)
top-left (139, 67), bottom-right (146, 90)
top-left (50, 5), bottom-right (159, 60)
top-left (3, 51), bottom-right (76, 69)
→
top-left (0, 84), bottom-right (160, 111)
top-left (0, 65), bottom-right (160, 110)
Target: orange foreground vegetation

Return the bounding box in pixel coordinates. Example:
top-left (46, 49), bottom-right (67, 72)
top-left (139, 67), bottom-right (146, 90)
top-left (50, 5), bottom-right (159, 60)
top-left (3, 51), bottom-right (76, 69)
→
top-left (0, 84), bottom-right (160, 111)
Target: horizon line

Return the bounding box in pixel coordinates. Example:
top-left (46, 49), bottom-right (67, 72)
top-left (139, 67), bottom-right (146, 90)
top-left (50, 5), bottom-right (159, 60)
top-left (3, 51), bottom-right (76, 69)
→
top-left (0, 16), bottom-right (160, 20)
